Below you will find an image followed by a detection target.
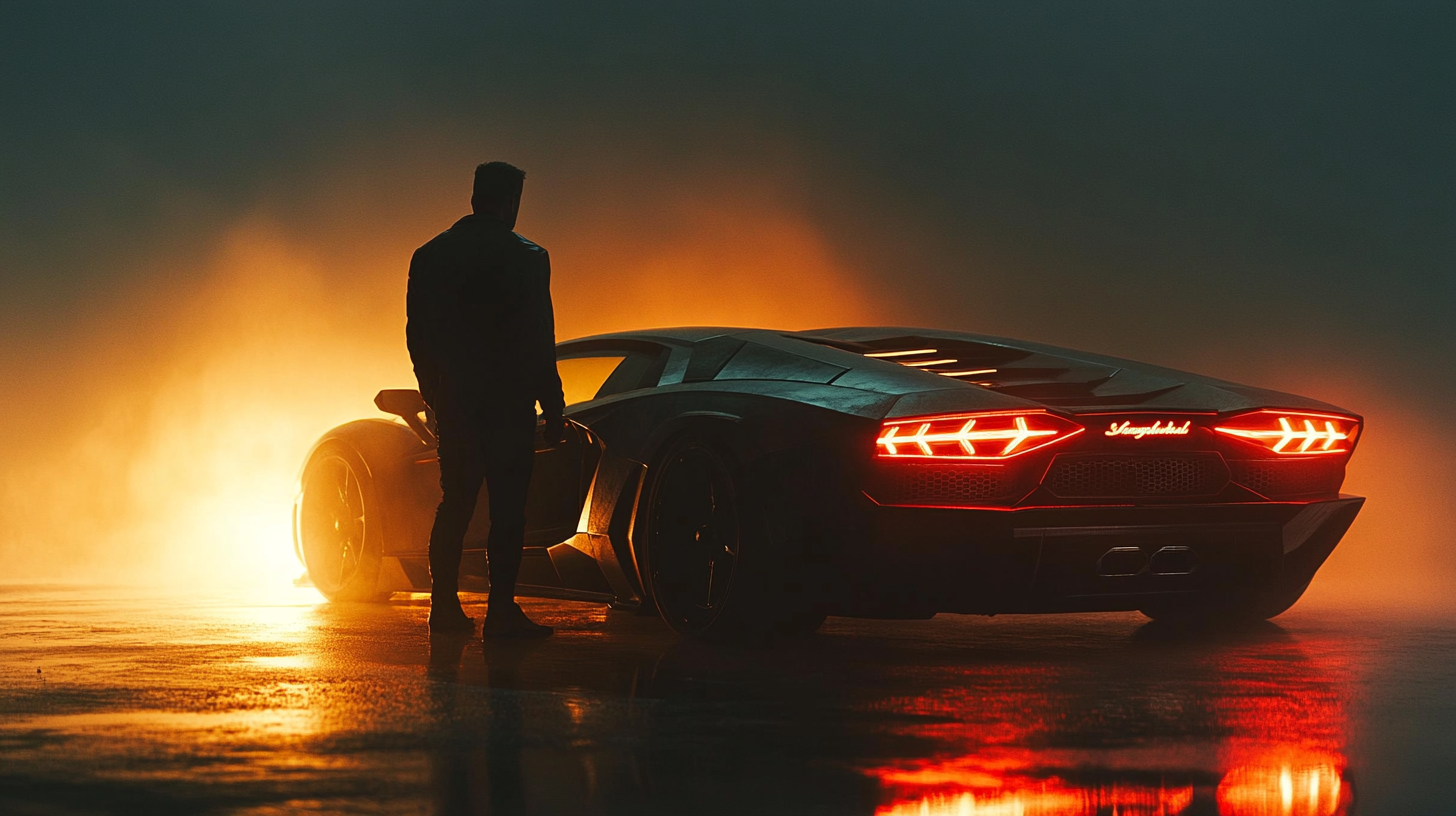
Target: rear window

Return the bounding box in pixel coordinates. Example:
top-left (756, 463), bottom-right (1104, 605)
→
top-left (556, 344), bottom-right (670, 405)
top-left (557, 356), bottom-right (627, 406)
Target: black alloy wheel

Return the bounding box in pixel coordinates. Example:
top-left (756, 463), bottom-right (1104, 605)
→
top-left (647, 442), bottom-right (743, 635)
top-left (299, 442), bottom-right (382, 601)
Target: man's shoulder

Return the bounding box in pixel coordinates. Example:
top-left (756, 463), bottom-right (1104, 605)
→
top-left (511, 232), bottom-right (547, 255)
top-left (411, 218), bottom-right (547, 275)
top-left (412, 225), bottom-right (463, 262)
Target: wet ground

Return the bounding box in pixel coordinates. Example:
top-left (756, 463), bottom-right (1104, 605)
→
top-left (1, 586), bottom-right (1453, 815)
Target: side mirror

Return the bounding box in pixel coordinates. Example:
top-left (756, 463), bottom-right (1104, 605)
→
top-left (375, 389), bottom-right (437, 446)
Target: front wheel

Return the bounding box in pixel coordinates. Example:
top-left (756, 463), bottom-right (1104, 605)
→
top-left (298, 440), bottom-right (387, 601)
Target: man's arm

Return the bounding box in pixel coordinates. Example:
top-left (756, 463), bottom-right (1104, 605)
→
top-left (533, 249), bottom-right (566, 443)
top-left (405, 249), bottom-right (444, 409)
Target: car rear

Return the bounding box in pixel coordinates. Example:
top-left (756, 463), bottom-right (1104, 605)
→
top-left (850, 404), bottom-right (1363, 618)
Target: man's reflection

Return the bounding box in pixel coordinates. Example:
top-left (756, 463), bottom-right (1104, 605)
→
top-left (426, 631), bottom-right (547, 815)
top-left (480, 640), bottom-right (536, 814)
top-left (427, 632), bottom-right (475, 814)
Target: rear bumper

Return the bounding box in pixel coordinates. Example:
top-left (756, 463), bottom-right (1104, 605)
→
top-left (838, 496), bottom-right (1363, 616)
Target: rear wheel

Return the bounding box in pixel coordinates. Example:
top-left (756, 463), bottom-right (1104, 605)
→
top-left (641, 431), bottom-right (824, 640)
top-left (299, 440), bottom-right (386, 601)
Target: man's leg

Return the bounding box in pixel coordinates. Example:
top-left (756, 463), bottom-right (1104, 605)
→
top-left (428, 416), bottom-right (485, 632)
top-left (481, 406), bottom-right (552, 637)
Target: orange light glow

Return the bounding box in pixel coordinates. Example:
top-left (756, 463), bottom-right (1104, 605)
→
top-left (877, 412), bottom-right (1083, 459)
top-left (0, 165), bottom-right (909, 590)
top-left (1214, 411), bottom-right (1360, 456)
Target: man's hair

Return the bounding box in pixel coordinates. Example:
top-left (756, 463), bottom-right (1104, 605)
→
top-left (472, 161), bottom-right (526, 210)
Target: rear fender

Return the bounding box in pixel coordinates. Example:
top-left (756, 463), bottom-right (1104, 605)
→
top-left (297, 419), bottom-right (433, 557)
top-left (627, 413), bottom-right (745, 594)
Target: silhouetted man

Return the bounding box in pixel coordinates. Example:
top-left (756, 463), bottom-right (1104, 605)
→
top-left (407, 161), bottom-right (565, 638)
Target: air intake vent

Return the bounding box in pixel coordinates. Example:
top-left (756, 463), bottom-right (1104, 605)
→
top-left (1228, 459), bottom-right (1344, 499)
top-left (1043, 454), bottom-right (1229, 499)
top-left (869, 463), bottom-right (1013, 506)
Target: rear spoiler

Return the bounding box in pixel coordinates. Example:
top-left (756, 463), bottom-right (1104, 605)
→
top-left (374, 389), bottom-right (437, 445)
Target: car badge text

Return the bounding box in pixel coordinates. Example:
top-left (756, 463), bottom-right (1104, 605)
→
top-left (1105, 420), bottom-right (1192, 439)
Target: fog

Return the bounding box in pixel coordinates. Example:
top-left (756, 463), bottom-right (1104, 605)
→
top-left (1, 3), bottom-right (1451, 609)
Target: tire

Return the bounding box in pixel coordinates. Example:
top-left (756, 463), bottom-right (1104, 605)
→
top-left (1139, 579), bottom-right (1311, 624)
top-left (639, 430), bottom-right (823, 640)
top-left (298, 440), bottom-right (388, 602)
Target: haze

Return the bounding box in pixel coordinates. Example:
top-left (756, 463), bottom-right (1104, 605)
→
top-left (1, 3), bottom-right (1451, 609)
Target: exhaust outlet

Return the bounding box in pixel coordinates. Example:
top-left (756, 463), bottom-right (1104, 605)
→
top-left (1096, 547), bottom-right (1148, 577)
top-left (1149, 546), bottom-right (1198, 576)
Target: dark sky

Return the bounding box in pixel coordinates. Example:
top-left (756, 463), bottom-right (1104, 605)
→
top-left (1, 2), bottom-right (1452, 596)
top-left (5, 3), bottom-right (1450, 354)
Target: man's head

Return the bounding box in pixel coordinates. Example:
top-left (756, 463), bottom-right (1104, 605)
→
top-left (472, 161), bottom-right (526, 227)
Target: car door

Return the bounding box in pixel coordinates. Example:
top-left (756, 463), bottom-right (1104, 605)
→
top-left (523, 418), bottom-right (591, 545)
top-left (461, 345), bottom-right (668, 549)
top-left (457, 418), bottom-right (591, 550)
top-left (522, 344), bottom-right (672, 543)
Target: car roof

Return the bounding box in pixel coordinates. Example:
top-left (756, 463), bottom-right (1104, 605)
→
top-left (557, 326), bottom-right (1350, 415)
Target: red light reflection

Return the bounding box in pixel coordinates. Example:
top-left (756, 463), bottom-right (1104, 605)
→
top-left (1218, 762), bottom-right (1348, 816)
top-left (872, 753), bottom-right (1193, 816)
top-left (864, 632), bottom-right (1353, 816)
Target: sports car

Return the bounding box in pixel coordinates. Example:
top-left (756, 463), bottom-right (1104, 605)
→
top-left (294, 327), bottom-right (1363, 637)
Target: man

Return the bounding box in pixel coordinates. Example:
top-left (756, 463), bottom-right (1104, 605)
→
top-left (406, 161), bottom-right (566, 638)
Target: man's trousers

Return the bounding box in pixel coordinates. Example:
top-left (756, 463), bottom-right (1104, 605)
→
top-left (427, 402), bottom-right (537, 604)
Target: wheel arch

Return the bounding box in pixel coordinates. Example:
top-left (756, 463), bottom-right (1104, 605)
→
top-left (624, 413), bottom-right (745, 603)
top-left (295, 419), bottom-right (431, 563)
top-left (619, 399), bottom-right (872, 593)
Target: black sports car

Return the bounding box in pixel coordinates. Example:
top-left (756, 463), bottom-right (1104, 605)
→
top-left (294, 327), bottom-right (1363, 637)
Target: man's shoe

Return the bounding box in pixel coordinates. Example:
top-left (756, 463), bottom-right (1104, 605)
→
top-left (428, 606), bottom-right (476, 634)
top-left (482, 601), bottom-right (553, 639)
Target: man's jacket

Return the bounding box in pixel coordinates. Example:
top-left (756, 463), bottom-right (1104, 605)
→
top-left (406, 214), bottom-right (565, 420)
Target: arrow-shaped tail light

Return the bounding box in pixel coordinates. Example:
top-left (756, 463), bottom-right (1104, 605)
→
top-left (876, 411), bottom-right (1084, 460)
top-left (1214, 410), bottom-right (1361, 456)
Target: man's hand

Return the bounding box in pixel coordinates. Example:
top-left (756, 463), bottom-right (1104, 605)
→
top-left (538, 412), bottom-right (567, 446)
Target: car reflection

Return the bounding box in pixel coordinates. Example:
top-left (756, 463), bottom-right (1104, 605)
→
top-left (384, 605), bottom-right (1360, 815)
top-left (864, 622), bottom-right (1353, 816)
top-left (0, 590), bottom-right (1365, 815)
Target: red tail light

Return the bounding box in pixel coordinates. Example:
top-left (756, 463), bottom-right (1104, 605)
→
top-left (876, 411), bottom-right (1084, 460)
top-left (1214, 411), bottom-right (1360, 456)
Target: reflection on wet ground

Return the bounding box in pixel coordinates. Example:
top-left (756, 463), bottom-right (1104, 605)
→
top-left (1, 586), bottom-right (1453, 815)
